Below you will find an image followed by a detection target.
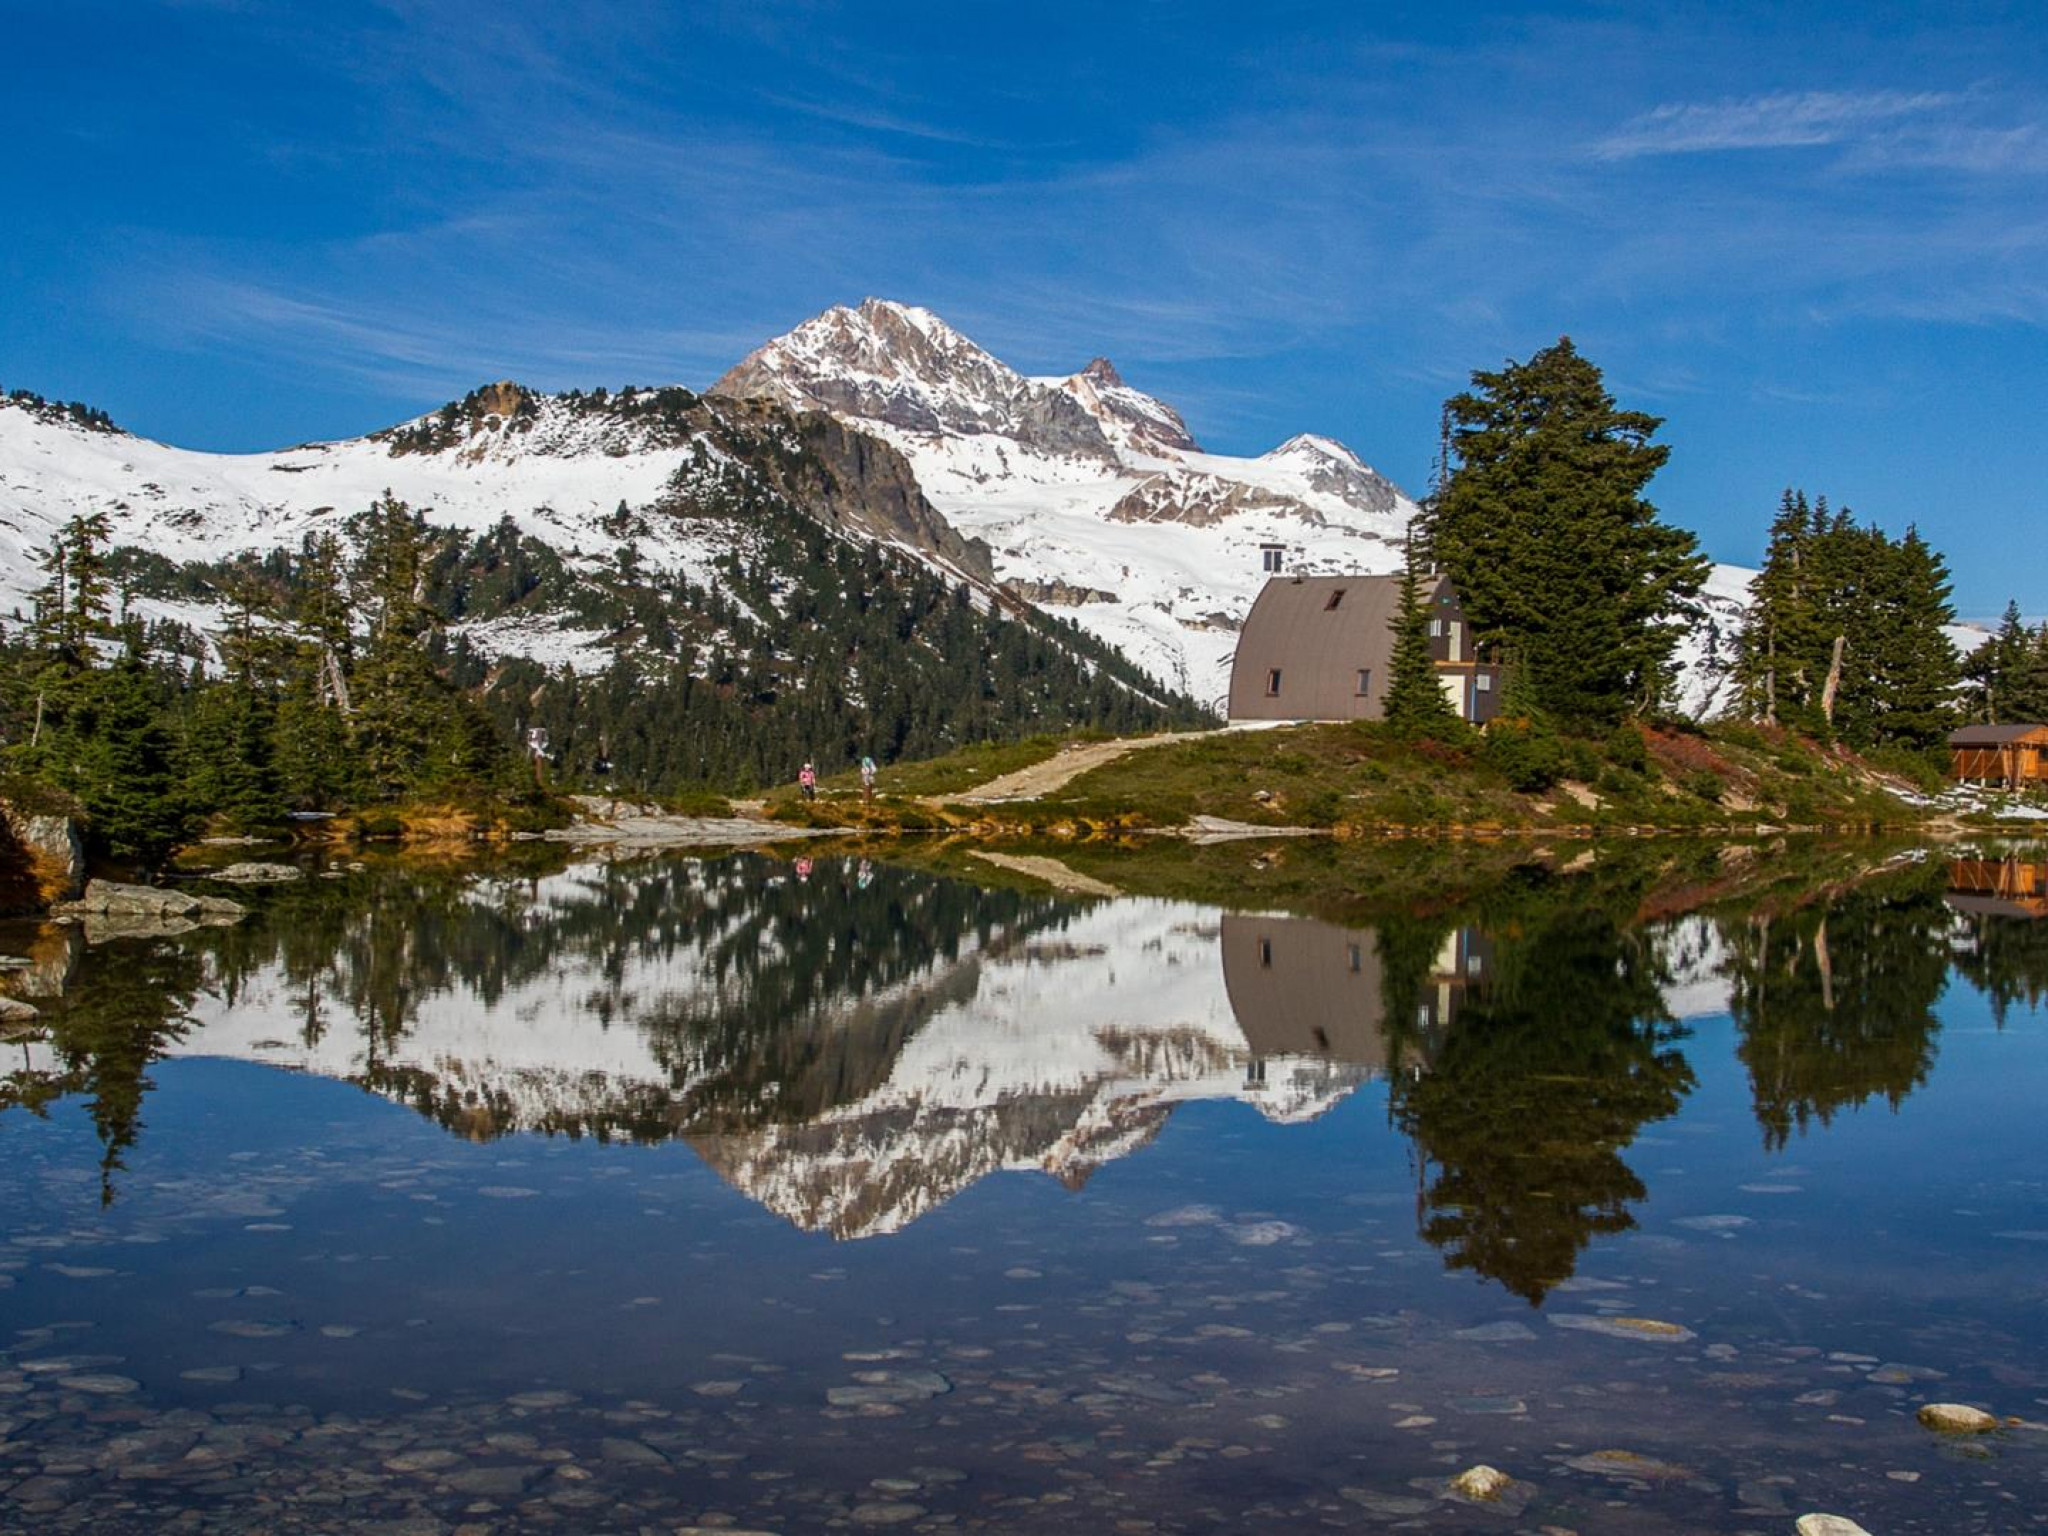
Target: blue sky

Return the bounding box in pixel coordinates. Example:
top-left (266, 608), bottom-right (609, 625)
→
top-left (4, 0), bottom-right (2045, 615)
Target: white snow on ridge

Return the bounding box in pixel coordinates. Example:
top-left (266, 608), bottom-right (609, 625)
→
top-left (0, 397), bottom-right (689, 618)
top-left (4, 298), bottom-right (1785, 715)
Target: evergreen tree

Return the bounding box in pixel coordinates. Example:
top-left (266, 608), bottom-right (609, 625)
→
top-left (1963, 602), bottom-right (2048, 725)
top-left (1732, 492), bottom-right (1958, 748)
top-left (1382, 548), bottom-right (1463, 737)
top-left (349, 495), bottom-right (449, 799)
top-left (1424, 338), bottom-right (1709, 724)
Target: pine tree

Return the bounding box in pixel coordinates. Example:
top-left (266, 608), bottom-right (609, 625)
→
top-left (1734, 493), bottom-right (1957, 748)
top-left (349, 495), bottom-right (447, 800)
top-left (1424, 338), bottom-right (1709, 724)
top-left (1383, 549), bottom-right (1463, 737)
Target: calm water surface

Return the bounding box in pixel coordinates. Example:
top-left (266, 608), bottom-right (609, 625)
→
top-left (3, 844), bottom-right (2047, 1533)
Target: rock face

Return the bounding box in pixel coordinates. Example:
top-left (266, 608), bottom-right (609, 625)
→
top-left (0, 797), bottom-right (86, 914)
top-left (753, 406), bottom-right (995, 583)
top-left (1917, 1401), bottom-right (1999, 1434)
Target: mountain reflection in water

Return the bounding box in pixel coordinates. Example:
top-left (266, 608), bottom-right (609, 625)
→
top-left (8, 847), bottom-right (2048, 1301)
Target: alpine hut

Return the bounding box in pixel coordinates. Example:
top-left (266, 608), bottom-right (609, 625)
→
top-left (1948, 723), bottom-right (2048, 788)
top-left (1226, 573), bottom-right (1502, 724)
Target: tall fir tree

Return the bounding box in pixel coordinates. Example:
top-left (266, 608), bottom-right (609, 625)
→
top-left (1382, 548), bottom-right (1463, 737)
top-left (348, 495), bottom-right (449, 799)
top-left (1733, 492), bottom-right (1957, 749)
top-left (1423, 338), bottom-right (1708, 724)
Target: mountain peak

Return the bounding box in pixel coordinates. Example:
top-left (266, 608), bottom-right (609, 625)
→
top-left (712, 300), bottom-right (1119, 460)
top-left (1265, 433), bottom-right (1361, 466)
top-left (1079, 356), bottom-right (1124, 388)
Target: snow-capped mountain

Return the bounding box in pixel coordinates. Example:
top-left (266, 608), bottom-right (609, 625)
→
top-left (712, 299), bottom-right (1424, 704)
top-left (1, 299), bottom-right (1767, 714)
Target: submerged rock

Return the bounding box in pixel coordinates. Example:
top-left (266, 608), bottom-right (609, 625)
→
top-left (206, 862), bottom-right (303, 885)
top-left (1917, 1401), bottom-right (1999, 1434)
top-left (1548, 1313), bottom-right (1697, 1343)
top-left (1796, 1516), bottom-right (1874, 1536)
top-left (1448, 1464), bottom-right (1510, 1500)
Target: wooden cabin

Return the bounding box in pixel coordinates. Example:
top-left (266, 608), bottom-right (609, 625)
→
top-left (1226, 573), bottom-right (1503, 724)
top-left (1948, 723), bottom-right (2048, 787)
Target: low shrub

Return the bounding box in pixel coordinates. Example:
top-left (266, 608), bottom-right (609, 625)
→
top-left (1682, 770), bottom-right (1725, 803)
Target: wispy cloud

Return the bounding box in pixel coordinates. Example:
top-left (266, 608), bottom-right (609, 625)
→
top-left (1594, 89), bottom-right (1961, 159)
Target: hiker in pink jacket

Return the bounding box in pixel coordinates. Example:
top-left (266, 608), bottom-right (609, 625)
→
top-left (798, 761), bottom-right (818, 801)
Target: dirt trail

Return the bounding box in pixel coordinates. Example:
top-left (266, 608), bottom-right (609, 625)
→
top-left (953, 730), bottom-right (1225, 803)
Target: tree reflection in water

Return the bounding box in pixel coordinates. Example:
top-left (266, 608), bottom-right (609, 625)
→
top-left (1382, 886), bottom-right (1694, 1306)
top-left (9, 843), bottom-right (2048, 1292)
top-left (1721, 862), bottom-right (1950, 1152)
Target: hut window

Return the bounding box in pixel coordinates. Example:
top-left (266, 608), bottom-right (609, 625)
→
top-left (1265, 668), bottom-right (1283, 696)
top-left (1355, 668), bottom-right (1371, 696)
top-left (1261, 545), bottom-right (1284, 573)
top-left (1324, 588), bottom-right (1346, 610)
top-left (1475, 672), bottom-right (1492, 691)
top-left (1347, 942), bottom-right (1362, 972)
top-left (1428, 618), bottom-right (1444, 637)
top-left (1259, 937), bottom-right (1273, 968)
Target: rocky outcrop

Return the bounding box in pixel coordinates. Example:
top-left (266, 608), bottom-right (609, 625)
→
top-left (769, 409), bottom-right (995, 583)
top-left (1105, 469), bottom-right (1314, 528)
top-left (52, 879), bottom-right (246, 943)
top-left (0, 792), bottom-right (86, 915)
top-left (1055, 357), bottom-right (1202, 456)
top-left (1260, 435), bottom-right (1404, 515)
top-left (1006, 578), bottom-right (1119, 607)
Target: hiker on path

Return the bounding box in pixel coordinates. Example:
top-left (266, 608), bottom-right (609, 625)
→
top-left (799, 761), bottom-right (817, 801)
top-left (859, 754), bottom-right (878, 803)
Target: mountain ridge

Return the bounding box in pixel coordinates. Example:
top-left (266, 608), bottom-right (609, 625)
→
top-left (0, 298), bottom-right (1755, 716)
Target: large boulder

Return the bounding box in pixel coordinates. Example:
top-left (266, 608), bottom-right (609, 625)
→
top-left (53, 881), bottom-right (246, 943)
top-left (0, 794), bottom-right (87, 914)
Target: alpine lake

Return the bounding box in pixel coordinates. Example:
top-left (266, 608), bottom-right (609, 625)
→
top-left (4, 834), bottom-right (2048, 1535)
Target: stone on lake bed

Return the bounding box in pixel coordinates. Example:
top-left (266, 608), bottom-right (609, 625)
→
top-left (441, 1464), bottom-right (540, 1497)
top-left (384, 1448), bottom-right (464, 1473)
top-left (1145, 1204), bottom-right (1222, 1227)
top-left (208, 1319), bottom-right (296, 1338)
top-left (1454, 1320), bottom-right (1537, 1342)
top-left (828, 1370), bottom-right (951, 1407)
top-left (599, 1436), bottom-right (669, 1465)
top-left (850, 1503), bottom-right (926, 1526)
top-left (56, 1373), bottom-right (139, 1394)
top-left (506, 1389), bottom-right (580, 1409)
top-left (1917, 1402), bottom-right (1999, 1434)
top-left (1797, 1517), bottom-right (1874, 1536)
top-left (1673, 1214), bottom-right (1754, 1232)
top-left (1564, 1449), bottom-right (1693, 1482)
top-left (1549, 1314), bottom-right (1696, 1342)
top-left (179, 1366), bottom-right (242, 1383)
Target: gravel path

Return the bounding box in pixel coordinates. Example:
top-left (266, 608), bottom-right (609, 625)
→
top-left (953, 731), bottom-right (1223, 804)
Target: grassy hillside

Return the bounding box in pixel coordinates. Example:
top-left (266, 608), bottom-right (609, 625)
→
top-left (767, 718), bottom-right (1936, 835)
